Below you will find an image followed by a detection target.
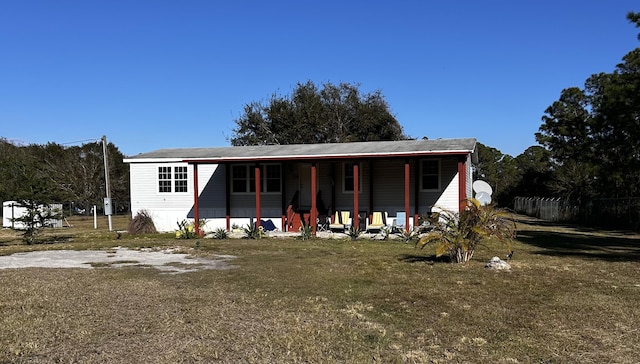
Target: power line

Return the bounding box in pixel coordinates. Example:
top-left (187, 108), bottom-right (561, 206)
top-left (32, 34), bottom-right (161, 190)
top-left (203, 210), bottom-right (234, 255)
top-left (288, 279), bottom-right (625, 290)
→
top-left (60, 138), bottom-right (101, 146)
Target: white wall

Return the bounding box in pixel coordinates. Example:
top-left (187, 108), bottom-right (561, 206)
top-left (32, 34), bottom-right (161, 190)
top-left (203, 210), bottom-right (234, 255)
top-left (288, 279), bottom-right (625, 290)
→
top-left (129, 163), bottom-right (218, 232)
top-left (2, 201), bottom-right (63, 229)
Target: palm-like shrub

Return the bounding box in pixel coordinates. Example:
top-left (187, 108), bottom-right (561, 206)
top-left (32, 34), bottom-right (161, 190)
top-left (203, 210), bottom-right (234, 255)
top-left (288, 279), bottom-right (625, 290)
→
top-left (416, 199), bottom-right (515, 263)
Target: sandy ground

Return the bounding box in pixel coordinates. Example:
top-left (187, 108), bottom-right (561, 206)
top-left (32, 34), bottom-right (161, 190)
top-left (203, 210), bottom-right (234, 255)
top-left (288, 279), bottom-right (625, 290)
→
top-left (0, 247), bottom-right (237, 274)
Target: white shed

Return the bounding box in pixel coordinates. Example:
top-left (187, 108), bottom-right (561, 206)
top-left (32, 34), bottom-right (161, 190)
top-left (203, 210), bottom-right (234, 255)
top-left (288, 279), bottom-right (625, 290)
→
top-left (2, 201), bottom-right (63, 229)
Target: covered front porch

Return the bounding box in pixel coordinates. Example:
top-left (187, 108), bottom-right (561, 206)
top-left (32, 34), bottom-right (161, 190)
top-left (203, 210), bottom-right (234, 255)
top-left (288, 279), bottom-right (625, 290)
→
top-left (188, 154), bottom-right (471, 237)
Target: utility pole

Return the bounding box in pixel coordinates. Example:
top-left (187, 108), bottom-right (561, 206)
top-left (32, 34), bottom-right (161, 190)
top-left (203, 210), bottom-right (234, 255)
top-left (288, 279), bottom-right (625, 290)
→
top-left (102, 135), bottom-right (113, 231)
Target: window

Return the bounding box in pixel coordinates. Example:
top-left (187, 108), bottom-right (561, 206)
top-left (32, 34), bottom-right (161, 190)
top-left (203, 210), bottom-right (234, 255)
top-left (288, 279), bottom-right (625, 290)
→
top-left (232, 165), bottom-right (248, 192)
top-left (158, 166), bottom-right (189, 193)
top-left (265, 164), bottom-right (281, 192)
top-left (158, 166), bottom-right (172, 193)
top-left (174, 166), bottom-right (188, 192)
top-left (232, 164), bottom-right (281, 193)
top-left (421, 159), bottom-right (440, 191)
top-left (343, 162), bottom-right (362, 193)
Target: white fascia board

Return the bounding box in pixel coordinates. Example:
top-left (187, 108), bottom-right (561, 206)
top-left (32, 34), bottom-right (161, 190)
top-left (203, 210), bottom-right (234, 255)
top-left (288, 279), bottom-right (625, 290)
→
top-left (123, 158), bottom-right (187, 164)
top-left (182, 150), bottom-right (473, 163)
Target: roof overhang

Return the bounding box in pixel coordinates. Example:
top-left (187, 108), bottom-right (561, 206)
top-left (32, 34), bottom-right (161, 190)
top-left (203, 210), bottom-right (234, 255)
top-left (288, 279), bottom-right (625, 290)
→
top-left (124, 138), bottom-right (478, 165)
top-left (181, 150), bottom-right (472, 164)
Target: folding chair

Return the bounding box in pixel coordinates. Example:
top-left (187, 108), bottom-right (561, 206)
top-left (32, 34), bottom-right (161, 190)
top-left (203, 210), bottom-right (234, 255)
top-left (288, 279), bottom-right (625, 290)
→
top-left (393, 211), bottom-right (407, 233)
top-left (317, 213), bottom-right (330, 231)
top-left (366, 211), bottom-right (387, 233)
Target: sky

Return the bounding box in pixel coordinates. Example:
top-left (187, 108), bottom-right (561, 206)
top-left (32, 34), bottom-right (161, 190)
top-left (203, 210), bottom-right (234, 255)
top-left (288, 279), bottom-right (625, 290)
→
top-left (1, 1), bottom-right (638, 157)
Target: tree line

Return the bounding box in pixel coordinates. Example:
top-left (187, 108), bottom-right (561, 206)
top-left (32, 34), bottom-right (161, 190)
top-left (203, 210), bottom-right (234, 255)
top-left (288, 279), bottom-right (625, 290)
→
top-left (0, 138), bottom-right (129, 215)
top-left (476, 12), bottom-right (640, 207)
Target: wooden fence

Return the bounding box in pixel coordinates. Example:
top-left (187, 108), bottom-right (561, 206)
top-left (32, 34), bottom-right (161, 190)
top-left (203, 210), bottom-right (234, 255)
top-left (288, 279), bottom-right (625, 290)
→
top-left (513, 196), bottom-right (640, 231)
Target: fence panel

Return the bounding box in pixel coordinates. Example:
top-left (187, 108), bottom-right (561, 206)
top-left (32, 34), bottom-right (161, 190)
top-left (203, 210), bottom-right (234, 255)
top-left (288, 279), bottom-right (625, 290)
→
top-left (514, 196), bottom-right (639, 231)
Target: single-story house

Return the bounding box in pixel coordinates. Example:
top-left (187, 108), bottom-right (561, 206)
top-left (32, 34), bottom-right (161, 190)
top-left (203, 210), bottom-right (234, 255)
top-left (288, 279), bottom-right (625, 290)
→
top-left (123, 138), bottom-right (478, 235)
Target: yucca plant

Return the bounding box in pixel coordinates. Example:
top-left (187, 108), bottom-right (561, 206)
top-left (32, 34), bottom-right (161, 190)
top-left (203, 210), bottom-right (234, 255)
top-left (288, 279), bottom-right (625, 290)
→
top-left (213, 227), bottom-right (229, 239)
top-left (297, 224), bottom-right (313, 240)
top-left (176, 219), bottom-right (197, 239)
top-left (346, 226), bottom-right (361, 241)
top-left (243, 223), bottom-right (264, 239)
top-left (416, 199), bottom-right (515, 263)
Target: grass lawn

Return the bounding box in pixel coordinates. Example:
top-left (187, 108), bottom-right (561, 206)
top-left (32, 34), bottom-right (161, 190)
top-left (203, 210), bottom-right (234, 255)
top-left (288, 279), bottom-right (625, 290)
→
top-left (1, 215), bottom-right (639, 363)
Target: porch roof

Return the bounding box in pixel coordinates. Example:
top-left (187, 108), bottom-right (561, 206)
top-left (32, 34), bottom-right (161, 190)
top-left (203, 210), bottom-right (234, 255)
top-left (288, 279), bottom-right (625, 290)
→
top-left (123, 138), bottom-right (477, 163)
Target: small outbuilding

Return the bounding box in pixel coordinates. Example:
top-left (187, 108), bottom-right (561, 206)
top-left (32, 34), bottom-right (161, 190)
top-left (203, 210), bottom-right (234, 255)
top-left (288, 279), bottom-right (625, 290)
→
top-left (2, 201), bottom-right (63, 229)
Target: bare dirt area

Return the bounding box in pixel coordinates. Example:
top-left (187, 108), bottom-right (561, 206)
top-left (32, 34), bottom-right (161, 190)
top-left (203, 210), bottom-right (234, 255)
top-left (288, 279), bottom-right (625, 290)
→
top-left (0, 246), bottom-right (236, 273)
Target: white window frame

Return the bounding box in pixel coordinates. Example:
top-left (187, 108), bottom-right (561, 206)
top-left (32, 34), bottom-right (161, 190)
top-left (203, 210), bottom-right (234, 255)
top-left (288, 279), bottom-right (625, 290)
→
top-left (420, 159), bottom-right (441, 192)
top-left (231, 164), bottom-right (281, 194)
top-left (157, 165), bottom-right (189, 194)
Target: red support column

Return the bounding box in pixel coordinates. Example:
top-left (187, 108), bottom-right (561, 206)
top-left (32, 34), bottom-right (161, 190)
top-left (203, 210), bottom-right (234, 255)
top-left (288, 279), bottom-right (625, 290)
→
top-left (368, 161), bottom-right (374, 222)
top-left (225, 164), bottom-right (230, 230)
top-left (458, 158), bottom-right (467, 213)
top-left (311, 163), bottom-right (317, 236)
top-left (404, 160), bottom-right (410, 232)
top-left (353, 163), bottom-right (359, 230)
top-left (254, 165), bottom-right (261, 228)
top-left (193, 164), bottom-right (200, 236)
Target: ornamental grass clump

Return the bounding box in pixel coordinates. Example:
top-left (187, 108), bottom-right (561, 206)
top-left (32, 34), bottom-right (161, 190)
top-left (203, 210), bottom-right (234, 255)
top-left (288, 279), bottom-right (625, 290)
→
top-left (243, 223), bottom-right (264, 239)
top-left (347, 226), bottom-right (361, 241)
top-left (176, 220), bottom-right (196, 239)
top-left (416, 198), bottom-right (515, 263)
top-left (297, 224), bottom-right (313, 240)
top-left (213, 227), bottom-right (229, 240)
top-left (127, 209), bottom-right (157, 235)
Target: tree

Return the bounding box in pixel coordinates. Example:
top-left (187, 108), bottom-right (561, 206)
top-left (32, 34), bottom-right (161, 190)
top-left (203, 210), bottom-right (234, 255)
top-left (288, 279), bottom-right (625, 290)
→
top-left (0, 138), bottom-right (24, 202)
top-left (0, 139), bottom-right (130, 216)
top-left (512, 146), bottom-right (553, 197)
top-left (473, 142), bottom-right (520, 206)
top-left (536, 13), bottom-right (640, 200)
top-left (9, 148), bottom-right (63, 244)
top-left (536, 87), bottom-right (593, 163)
top-left (628, 11), bottom-right (640, 40)
top-left (231, 81), bottom-right (406, 145)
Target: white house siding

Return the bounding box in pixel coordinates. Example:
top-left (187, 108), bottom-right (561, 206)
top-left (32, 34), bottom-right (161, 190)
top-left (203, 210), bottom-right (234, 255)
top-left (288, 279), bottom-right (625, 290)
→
top-left (369, 159), bottom-right (412, 217)
top-left (432, 158), bottom-right (460, 213)
top-left (129, 162), bottom-right (217, 232)
top-left (368, 157), bottom-right (461, 218)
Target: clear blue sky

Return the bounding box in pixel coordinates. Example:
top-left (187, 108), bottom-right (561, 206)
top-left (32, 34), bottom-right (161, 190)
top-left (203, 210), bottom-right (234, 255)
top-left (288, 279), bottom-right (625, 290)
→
top-left (1, 0), bottom-right (638, 157)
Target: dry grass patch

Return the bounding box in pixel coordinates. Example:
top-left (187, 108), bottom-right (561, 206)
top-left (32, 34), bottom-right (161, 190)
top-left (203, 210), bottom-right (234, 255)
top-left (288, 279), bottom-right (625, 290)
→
top-left (0, 214), bottom-right (639, 362)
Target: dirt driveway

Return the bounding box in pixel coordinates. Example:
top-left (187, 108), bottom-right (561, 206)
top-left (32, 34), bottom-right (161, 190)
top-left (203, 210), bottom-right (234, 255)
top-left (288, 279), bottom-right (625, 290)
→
top-left (0, 247), bottom-right (236, 274)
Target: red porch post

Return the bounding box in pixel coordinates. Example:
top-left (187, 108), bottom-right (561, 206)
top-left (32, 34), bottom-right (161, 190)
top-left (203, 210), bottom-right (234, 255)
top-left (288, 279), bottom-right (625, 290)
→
top-left (404, 160), bottom-right (410, 232)
top-left (254, 165), bottom-right (261, 228)
top-left (193, 163), bottom-right (200, 236)
top-left (225, 164), bottom-right (230, 230)
top-left (458, 157), bottom-right (467, 212)
top-left (368, 161), bottom-right (374, 222)
top-left (353, 162), bottom-right (359, 230)
top-left (311, 163), bottom-right (317, 236)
